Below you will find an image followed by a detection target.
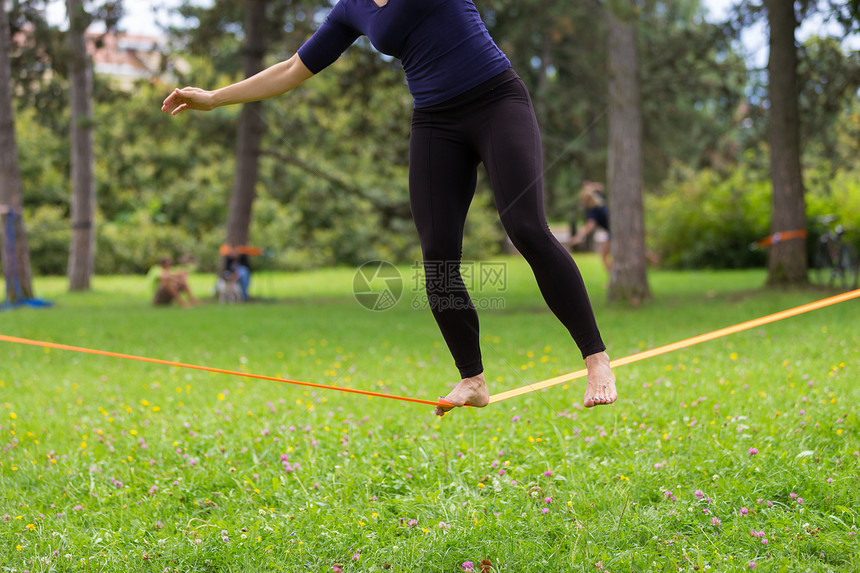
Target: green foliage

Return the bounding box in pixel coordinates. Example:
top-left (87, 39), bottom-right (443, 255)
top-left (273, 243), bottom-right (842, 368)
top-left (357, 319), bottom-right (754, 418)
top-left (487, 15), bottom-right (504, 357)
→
top-left (649, 159), bottom-right (860, 270)
top-left (648, 161), bottom-right (772, 269)
top-left (805, 166), bottom-right (860, 254)
top-left (96, 211), bottom-right (198, 275)
top-left (14, 107), bottom-right (69, 208)
top-left (798, 36), bottom-right (860, 169)
top-left (23, 204), bottom-right (69, 276)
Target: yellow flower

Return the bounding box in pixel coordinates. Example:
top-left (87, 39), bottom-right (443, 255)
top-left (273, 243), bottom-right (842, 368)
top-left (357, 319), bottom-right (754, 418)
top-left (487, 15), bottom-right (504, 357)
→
top-left (217, 394), bottom-right (226, 401)
top-left (16, 545), bottom-right (22, 551)
top-left (10, 412), bottom-right (17, 419)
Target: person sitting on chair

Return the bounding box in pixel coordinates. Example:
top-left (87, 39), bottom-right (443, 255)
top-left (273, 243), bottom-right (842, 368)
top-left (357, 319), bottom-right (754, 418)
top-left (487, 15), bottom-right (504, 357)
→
top-left (221, 244), bottom-right (251, 302)
top-left (153, 257), bottom-right (198, 307)
top-left (219, 244), bottom-right (251, 302)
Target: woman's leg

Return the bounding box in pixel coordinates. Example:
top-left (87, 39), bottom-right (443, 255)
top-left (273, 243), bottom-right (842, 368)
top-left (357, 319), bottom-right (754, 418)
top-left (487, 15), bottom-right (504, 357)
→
top-left (600, 240), bottom-right (612, 273)
top-left (409, 112), bottom-right (486, 384)
top-left (475, 78), bottom-right (617, 407)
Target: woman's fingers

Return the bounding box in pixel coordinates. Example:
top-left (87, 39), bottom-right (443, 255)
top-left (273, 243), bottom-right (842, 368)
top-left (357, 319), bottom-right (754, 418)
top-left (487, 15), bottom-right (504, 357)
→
top-left (161, 87), bottom-right (210, 115)
top-left (161, 89), bottom-right (184, 113)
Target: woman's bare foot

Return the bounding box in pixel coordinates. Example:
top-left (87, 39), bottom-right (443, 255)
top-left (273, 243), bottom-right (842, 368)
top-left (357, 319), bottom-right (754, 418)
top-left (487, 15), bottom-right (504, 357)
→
top-left (435, 373), bottom-right (489, 417)
top-left (583, 351), bottom-right (617, 408)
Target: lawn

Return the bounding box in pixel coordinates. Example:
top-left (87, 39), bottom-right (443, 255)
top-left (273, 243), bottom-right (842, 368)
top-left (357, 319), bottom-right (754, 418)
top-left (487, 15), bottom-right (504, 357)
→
top-left (1, 256), bottom-right (858, 572)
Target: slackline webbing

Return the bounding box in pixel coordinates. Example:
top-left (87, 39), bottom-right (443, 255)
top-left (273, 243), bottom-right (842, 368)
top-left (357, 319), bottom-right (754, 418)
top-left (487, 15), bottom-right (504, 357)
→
top-left (488, 288), bottom-right (860, 403)
top-left (1, 289), bottom-right (857, 407)
top-left (0, 333), bottom-right (442, 407)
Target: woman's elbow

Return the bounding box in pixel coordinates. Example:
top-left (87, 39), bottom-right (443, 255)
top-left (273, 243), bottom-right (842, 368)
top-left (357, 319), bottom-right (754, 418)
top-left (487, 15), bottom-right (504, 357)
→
top-left (290, 54), bottom-right (315, 83)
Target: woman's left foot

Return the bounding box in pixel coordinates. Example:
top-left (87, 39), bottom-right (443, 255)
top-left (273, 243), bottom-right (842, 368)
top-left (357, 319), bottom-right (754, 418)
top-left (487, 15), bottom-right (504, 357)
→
top-left (583, 351), bottom-right (617, 408)
top-left (435, 373), bottom-right (489, 417)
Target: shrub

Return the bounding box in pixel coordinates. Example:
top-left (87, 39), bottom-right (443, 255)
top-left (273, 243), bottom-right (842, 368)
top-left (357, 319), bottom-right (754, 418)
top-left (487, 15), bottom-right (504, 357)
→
top-left (648, 163), bottom-right (860, 269)
top-left (25, 205), bottom-right (70, 276)
top-left (647, 165), bottom-right (770, 269)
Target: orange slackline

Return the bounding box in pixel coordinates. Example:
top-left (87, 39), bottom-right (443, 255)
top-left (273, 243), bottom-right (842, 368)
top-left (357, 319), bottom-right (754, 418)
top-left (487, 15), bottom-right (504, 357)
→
top-left (0, 333), bottom-right (442, 407)
top-left (2, 289), bottom-right (857, 408)
top-left (488, 288), bottom-right (860, 404)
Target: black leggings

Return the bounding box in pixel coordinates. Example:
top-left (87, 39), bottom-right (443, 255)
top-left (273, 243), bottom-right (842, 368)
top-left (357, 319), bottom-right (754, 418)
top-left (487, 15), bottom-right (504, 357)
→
top-left (409, 68), bottom-right (605, 379)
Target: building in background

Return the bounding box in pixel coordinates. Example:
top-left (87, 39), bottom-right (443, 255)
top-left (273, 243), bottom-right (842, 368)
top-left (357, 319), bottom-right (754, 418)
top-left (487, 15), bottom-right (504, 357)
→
top-left (86, 31), bottom-right (166, 88)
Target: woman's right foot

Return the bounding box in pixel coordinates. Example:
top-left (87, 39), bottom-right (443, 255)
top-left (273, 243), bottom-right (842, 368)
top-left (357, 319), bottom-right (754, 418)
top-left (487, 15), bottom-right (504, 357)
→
top-left (583, 351), bottom-right (617, 408)
top-left (435, 373), bottom-right (489, 417)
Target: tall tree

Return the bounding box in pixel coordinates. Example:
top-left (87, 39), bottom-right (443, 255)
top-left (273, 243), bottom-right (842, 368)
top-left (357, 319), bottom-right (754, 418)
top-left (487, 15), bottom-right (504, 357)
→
top-left (0, 2), bottom-right (34, 302)
top-left (225, 0), bottom-right (267, 248)
top-left (764, 0), bottom-right (807, 285)
top-left (172, 0), bottom-right (319, 255)
top-left (606, 0), bottom-right (650, 304)
top-left (66, 0), bottom-right (96, 290)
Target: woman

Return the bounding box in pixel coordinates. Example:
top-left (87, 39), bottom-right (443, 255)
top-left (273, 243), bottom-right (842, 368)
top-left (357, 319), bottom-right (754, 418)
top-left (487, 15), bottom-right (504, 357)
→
top-left (162, 0), bottom-right (617, 415)
top-left (571, 181), bottom-right (612, 273)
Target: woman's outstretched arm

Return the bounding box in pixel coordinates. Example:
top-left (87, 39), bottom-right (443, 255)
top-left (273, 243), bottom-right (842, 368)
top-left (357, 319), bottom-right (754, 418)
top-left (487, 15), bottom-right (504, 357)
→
top-left (161, 53), bottom-right (314, 116)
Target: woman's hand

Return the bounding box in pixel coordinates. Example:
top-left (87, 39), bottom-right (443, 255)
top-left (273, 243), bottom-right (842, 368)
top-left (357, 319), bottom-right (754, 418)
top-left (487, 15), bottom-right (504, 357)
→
top-left (161, 87), bottom-right (218, 115)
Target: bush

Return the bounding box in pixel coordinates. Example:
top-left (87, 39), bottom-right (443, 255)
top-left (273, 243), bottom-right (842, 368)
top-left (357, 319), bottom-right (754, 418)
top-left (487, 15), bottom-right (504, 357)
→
top-left (804, 167), bottom-right (860, 255)
top-left (96, 212), bottom-right (198, 275)
top-left (648, 163), bottom-right (860, 269)
top-left (647, 165), bottom-right (771, 269)
top-left (25, 205), bottom-right (70, 276)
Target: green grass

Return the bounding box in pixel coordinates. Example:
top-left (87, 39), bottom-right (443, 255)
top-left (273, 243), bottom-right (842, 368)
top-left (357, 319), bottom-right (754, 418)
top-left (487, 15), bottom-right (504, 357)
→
top-left (1, 256), bottom-right (858, 572)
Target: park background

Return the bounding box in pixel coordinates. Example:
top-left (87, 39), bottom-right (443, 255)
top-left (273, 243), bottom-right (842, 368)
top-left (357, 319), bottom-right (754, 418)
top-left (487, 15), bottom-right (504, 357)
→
top-left (2, 0), bottom-right (860, 572)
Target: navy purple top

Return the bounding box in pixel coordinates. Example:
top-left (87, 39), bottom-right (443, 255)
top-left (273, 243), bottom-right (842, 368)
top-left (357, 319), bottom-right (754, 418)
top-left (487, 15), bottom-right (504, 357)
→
top-left (297, 0), bottom-right (511, 108)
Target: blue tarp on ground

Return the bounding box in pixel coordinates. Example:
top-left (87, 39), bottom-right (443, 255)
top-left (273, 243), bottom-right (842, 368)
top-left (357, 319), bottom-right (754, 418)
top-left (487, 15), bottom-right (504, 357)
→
top-left (1, 208), bottom-right (52, 311)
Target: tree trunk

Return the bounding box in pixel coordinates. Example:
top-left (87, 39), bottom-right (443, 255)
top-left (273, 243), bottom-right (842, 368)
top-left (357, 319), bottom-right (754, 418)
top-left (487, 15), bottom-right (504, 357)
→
top-left (765, 0), bottom-right (807, 285)
top-left (0, 4), bottom-right (35, 302)
top-left (224, 0), bottom-right (268, 248)
top-left (606, 0), bottom-right (650, 304)
top-left (66, 0), bottom-right (96, 291)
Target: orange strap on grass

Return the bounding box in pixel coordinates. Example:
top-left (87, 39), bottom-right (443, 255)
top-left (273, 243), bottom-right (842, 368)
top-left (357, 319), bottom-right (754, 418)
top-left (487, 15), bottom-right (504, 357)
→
top-left (2, 290), bottom-right (857, 408)
top-left (753, 229), bottom-right (808, 249)
top-left (0, 333), bottom-right (443, 407)
top-left (488, 288), bottom-right (860, 403)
